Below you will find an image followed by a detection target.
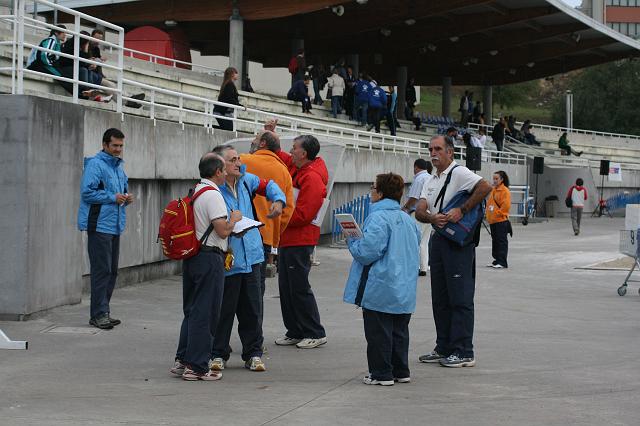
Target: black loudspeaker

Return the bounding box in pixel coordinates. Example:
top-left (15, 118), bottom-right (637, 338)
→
top-left (600, 159), bottom-right (610, 176)
top-left (466, 147), bottom-right (482, 171)
top-left (533, 156), bottom-right (544, 174)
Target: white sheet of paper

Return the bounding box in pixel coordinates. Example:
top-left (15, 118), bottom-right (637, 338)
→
top-left (292, 188), bottom-right (329, 227)
top-left (335, 213), bottom-right (363, 239)
top-left (232, 216), bottom-right (264, 235)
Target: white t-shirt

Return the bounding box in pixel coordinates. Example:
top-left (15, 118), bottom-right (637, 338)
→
top-left (571, 187), bottom-right (587, 208)
top-left (192, 179), bottom-right (228, 251)
top-left (406, 170), bottom-right (433, 213)
top-left (471, 135), bottom-right (486, 148)
top-left (420, 161), bottom-right (482, 213)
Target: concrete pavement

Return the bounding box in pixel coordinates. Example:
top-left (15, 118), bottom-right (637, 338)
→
top-left (1, 217), bottom-right (639, 425)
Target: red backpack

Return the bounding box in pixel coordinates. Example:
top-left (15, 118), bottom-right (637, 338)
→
top-left (158, 185), bottom-right (218, 260)
top-left (288, 56), bottom-right (298, 75)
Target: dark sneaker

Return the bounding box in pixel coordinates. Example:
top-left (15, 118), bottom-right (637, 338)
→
top-left (363, 374), bottom-right (394, 386)
top-left (170, 360), bottom-right (186, 376)
top-left (418, 350), bottom-right (445, 363)
top-left (89, 315), bottom-right (113, 330)
top-left (182, 368), bottom-right (222, 381)
top-left (108, 315), bottom-right (121, 326)
top-left (439, 354), bottom-right (476, 368)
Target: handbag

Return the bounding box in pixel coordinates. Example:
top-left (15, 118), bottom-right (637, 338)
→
top-left (433, 165), bottom-right (485, 247)
top-left (565, 197), bottom-right (573, 208)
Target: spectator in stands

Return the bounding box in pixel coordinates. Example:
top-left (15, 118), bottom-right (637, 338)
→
top-left (367, 83), bottom-right (387, 133)
top-left (274, 135), bottom-right (328, 350)
top-left (507, 115), bottom-right (517, 138)
top-left (385, 85), bottom-right (398, 136)
top-left (209, 145), bottom-right (285, 374)
top-left (327, 68), bottom-right (345, 119)
top-left (472, 101), bottom-right (482, 124)
top-left (459, 90), bottom-right (469, 127)
top-left (89, 28), bottom-right (144, 108)
top-left (170, 153), bottom-right (241, 381)
top-left (354, 74), bottom-right (371, 126)
top-left (78, 128), bottom-right (133, 330)
top-left (287, 76), bottom-right (313, 114)
top-left (214, 67), bottom-right (243, 130)
top-left (290, 49), bottom-right (306, 83)
top-left (467, 92), bottom-right (474, 125)
top-left (479, 112), bottom-right (486, 126)
top-left (57, 31), bottom-right (94, 98)
top-left (344, 172), bottom-right (420, 386)
top-left (242, 77), bottom-right (255, 93)
top-left (492, 118), bottom-right (505, 153)
top-left (473, 129), bottom-right (487, 149)
top-left (521, 120), bottom-right (540, 145)
top-left (558, 132), bottom-right (582, 156)
top-left (405, 77), bottom-right (417, 121)
top-left (486, 171), bottom-right (512, 269)
top-left (241, 121), bottom-right (295, 301)
top-left (309, 64), bottom-right (326, 105)
top-left (567, 178), bottom-right (587, 236)
top-left (402, 159), bottom-right (433, 276)
top-left (344, 66), bottom-right (357, 120)
top-left (446, 127), bottom-right (459, 144)
top-left (415, 135), bottom-right (492, 368)
top-left (27, 26), bottom-right (66, 78)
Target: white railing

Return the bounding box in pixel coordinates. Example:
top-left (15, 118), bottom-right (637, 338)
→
top-left (122, 46), bottom-right (224, 76)
top-left (0, 1), bottom-right (528, 164)
top-left (490, 117), bottom-right (640, 142)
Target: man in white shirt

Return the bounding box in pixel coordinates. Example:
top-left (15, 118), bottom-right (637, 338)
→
top-left (171, 153), bottom-right (242, 381)
top-left (402, 158), bottom-right (433, 276)
top-left (415, 135), bottom-right (491, 368)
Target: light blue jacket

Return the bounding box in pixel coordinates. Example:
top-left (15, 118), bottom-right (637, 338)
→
top-left (219, 165), bottom-right (286, 276)
top-left (343, 198), bottom-right (421, 314)
top-left (77, 150), bottom-right (128, 235)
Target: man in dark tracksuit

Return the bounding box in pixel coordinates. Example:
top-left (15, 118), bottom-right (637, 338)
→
top-left (415, 135), bottom-right (492, 367)
top-left (78, 128), bottom-right (133, 330)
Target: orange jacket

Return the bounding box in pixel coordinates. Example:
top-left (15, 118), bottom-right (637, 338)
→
top-left (486, 184), bottom-right (511, 224)
top-left (241, 150), bottom-right (294, 248)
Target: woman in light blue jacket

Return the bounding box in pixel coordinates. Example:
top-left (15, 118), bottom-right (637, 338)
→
top-left (344, 173), bottom-right (421, 386)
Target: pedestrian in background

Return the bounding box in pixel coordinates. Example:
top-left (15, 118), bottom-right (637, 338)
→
top-left (402, 159), bottom-right (433, 276)
top-left (567, 178), bottom-right (587, 235)
top-left (486, 171), bottom-right (512, 269)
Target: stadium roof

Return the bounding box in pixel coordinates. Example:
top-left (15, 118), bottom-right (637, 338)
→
top-left (61, 0), bottom-right (640, 85)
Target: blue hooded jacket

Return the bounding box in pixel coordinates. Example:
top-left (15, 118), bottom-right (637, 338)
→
top-left (219, 165), bottom-right (286, 276)
top-left (77, 150), bottom-right (129, 235)
top-left (355, 79), bottom-right (370, 102)
top-left (368, 85), bottom-right (387, 109)
top-left (343, 198), bottom-right (421, 314)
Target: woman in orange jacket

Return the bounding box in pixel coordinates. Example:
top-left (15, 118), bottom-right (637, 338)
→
top-left (486, 171), bottom-right (512, 269)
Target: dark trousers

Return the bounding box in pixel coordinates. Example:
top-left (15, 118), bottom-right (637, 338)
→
top-left (368, 107), bottom-right (381, 132)
top-left (211, 264), bottom-right (263, 362)
top-left (87, 231), bottom-right (120, 320)
top-left (490, 221), bottom-right (509, 267)
top-left (429, 233), bottom-right (476, 358)
top-left (363, 309), bottom-right (411, 381)
top-left (355, 99), bottom-right (368, 125)
top-left (331, 95), bottom-right (342, 118)
top-left (299, 96), bottom-right (312, 113)
top-left (312, 78), bottom-right (323, 104)
top-left (278, 246), bottom-right (326, 339)
top-left (385, 109), bottom-right (396, 136)
top-left (259, 244), bottom-right (271, 330)
top-left (176, 251), bottom-right (225, 373)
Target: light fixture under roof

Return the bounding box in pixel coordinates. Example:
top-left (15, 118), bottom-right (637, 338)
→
top-left (469, 57), bottom-right (478, 64)
top-left (449, 36), bottom-right (459, 42)
top-left (489, 50), bottom-right (498, 56)
top-left (355, 0), bottom-right (368, 4)
top-left (509, 68), bottom-right (517, 75)
top-left (463, 60), bottom-right (470, 66)
top-left (164, 20), bottom-right (177, 27)
top-left (405, 18), bottom-right (416, 26)
top-left (427, 43), bottom-right (437, 52)
top-left (526, 62), bottom-right (535, 68)
top-left (380, 28), bottom-right (392, 37)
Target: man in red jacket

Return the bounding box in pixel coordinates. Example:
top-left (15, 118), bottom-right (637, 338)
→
top-left (274, 135), bottom-right (328, 349)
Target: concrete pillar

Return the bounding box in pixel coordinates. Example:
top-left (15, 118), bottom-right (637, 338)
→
top-left (229, 8), bottom-right (244, 89)
top-left (592, 0), bottom-right (605, 23)
top-left (347, 53), bottom-right (359, 77)
top-left (483, 85), bottom-right (493, 125)
top-left (396, 66), bottom-right (407, 120)
top-left (442, 76), bottom-right (452, 118)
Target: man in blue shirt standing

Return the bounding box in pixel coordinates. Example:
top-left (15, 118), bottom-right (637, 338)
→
top-left (366, 83), bottom-right (387, 133)
top-left (78, 128), bottom-right (133, 330)
top-left (354, 75), bottom-right (371, 126)
top-left (210, 145), bottom-right (286, 372)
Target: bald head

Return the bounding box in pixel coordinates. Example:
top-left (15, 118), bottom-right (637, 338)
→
top-left (250, 130), bottom-right (280, 153)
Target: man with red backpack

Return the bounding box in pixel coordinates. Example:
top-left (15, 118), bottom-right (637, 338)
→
top-left (289, 49), bottom-right (305, 84)
top-left (170, 153), bottom-right (242, 381)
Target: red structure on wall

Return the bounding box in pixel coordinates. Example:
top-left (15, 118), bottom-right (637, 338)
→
top-left (124, 26), bottom-right (192, 69)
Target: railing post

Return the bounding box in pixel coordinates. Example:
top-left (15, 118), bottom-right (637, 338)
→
top-left (232, 108), bottom-right (238, 132)
top-left (178, 96), bottom-right (183, 124)
top-left (116, 28), bottom-right (124, 113)
top-left (150, 89), bottom-right (155, 121)
top-left (15, 0), bottom-right (24, 95)
top-left (72, 15), bottom-right (80, 103)
top-left (10, 0), bottom-right (17, 94)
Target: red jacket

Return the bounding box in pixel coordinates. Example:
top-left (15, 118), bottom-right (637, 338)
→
top-left (277, 150), bottom-right (329, 247)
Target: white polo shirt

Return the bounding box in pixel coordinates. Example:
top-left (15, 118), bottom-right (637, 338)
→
top-left (406, 170), bottom-right (432, 213)
top-left (420, 161), bottom-right (482, 213)
top-left (193, 179), bottom-right (228, 251)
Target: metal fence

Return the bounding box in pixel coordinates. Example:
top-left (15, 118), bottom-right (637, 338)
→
top-left (607, 192), bottom-right (640, 212)
top-left (331, 194), bottom-right (371, 247)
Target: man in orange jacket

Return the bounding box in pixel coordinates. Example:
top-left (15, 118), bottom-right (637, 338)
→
top-left (241, 129), bottom-right (295, 301)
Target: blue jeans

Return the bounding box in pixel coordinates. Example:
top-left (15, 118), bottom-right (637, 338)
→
top-left (429, 233), bottom-right (476, 358)
top-left (354, 99), bottom-right (368, 125)
top-left (331, 96), bottom-right (342, 118)
top-left (87, 231), bottom-right (120, 320)
top-left (176, 250), bottom-right (225, 373)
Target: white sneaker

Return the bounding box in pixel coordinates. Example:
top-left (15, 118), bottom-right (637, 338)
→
top-left (210, 357), bottom-right (225, 371)
top-left (275, 335), bottom-right (302, 346)
top-left (394, 377), bottom-right (411, 383)
top-left (486, 262), bottom-right (496, 267)
top-left (295, 337), bottom-right (327, 349)
top-left (363, 375), bottom-right (394, 386)
top-left (491, 264), bottom-right (505, 269)
top-left (245, 356), bottom-right (266, 372)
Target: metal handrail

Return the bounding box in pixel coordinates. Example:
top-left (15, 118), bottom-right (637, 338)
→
top-left (490, 117), bottom-right (640, 141)
top-left (122, 46), bottom-right (224, 76)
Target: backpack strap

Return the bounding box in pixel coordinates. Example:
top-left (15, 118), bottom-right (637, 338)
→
top-left (434, 165), bottom-right (459, 213)
top-left (191, 184), bottom-right (219, 245)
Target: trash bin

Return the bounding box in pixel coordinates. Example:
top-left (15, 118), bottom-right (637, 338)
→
top-left (545, 195), bottom-right (559, 217)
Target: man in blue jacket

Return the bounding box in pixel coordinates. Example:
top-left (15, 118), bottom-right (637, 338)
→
top-left (354, 75), bottom-right (371, 126)
top-left (78, 128), bottom-right (133, 330)
top-left (367, 83), bottom-right (387, 133)
top-left (210, 145), bottom-right (286, 372)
